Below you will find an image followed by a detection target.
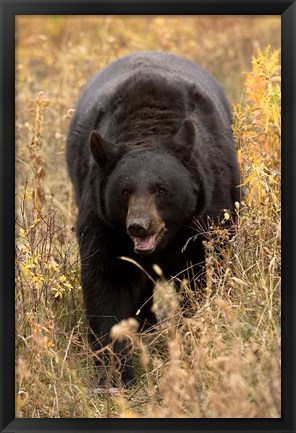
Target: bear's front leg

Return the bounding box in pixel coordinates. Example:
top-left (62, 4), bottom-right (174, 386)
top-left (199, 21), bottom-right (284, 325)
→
top-left (82, 269), bottom-right (141, 387)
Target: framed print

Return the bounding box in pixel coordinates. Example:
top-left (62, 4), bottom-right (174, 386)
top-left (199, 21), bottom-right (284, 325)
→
top-left (1, 0), bottom-right (295, 432)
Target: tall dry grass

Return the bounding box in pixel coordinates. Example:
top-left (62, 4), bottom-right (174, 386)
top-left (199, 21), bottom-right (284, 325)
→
top-left (15, 17), bottom-right (280, 418)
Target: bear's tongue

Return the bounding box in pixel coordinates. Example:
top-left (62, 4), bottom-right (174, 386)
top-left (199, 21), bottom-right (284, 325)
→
top-left (133, 234), bottom-right (157, 252)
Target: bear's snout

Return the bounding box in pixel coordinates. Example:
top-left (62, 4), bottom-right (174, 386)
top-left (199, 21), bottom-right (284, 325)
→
top-left (126, 194), bottom-right (166, 254)
top-left (127, 218), bottom-right (150, 237)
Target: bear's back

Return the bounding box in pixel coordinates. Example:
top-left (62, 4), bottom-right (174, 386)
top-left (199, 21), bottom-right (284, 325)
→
top-left (75, 51), bottom-right (230, 127)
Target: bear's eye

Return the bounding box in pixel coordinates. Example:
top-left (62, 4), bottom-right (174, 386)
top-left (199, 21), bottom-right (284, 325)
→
top-left (121, 188), bottom-right (130, 197)
top-left (157, 187), bottom-right (168, 196)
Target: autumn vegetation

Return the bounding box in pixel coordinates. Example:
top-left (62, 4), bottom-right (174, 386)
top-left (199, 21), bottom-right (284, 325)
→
top-left (15, 16), bottom-right (280, 418)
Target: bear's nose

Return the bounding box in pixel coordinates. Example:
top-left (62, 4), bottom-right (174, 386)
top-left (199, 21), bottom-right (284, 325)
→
top-left (127, 219), bottom-right (150, 237)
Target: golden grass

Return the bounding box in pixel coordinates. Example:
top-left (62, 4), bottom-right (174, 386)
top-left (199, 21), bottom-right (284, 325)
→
top-left (15, 17), bottom-right (280, 418)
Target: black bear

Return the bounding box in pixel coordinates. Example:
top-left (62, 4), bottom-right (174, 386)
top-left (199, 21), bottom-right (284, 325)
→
top-left (66, 51), bottom-right (240, 387)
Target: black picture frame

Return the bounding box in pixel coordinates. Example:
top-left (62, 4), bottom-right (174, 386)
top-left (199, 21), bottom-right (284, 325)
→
top-left (1, 1), bottom-right (295, 432)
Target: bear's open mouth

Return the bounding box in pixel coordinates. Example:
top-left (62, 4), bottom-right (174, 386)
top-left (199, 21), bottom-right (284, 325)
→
top-left (131, 226), bottom-right (166, 255)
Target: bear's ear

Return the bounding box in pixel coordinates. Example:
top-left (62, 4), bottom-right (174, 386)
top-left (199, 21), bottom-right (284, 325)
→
top-left (89, 130), bottom-right (116, 167)
top-left (192, 88), bottom-right (215, 116)
top-left (172, 119), bottom-right (195, 160)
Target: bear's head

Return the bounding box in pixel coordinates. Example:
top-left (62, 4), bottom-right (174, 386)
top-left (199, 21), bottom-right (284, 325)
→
top-left (89, 120), bottom-right (208, 255)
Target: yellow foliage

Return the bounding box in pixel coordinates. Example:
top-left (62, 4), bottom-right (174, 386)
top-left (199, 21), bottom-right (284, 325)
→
top-left (232, 47), bottom-right (281, 216)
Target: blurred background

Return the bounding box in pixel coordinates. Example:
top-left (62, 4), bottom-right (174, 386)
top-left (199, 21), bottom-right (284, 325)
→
top-left (16, 16), bottom-right (280, 101)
